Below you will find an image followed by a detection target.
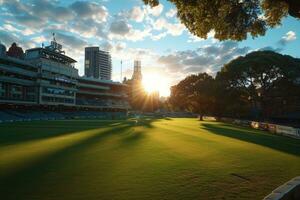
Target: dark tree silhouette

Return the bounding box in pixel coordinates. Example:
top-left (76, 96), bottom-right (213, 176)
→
top-left (169, 51), bottom-right (300, 120)
top-left (170, 73), bottom-right (215, 120)
top-left (216, 51), bottom-right (300, 118)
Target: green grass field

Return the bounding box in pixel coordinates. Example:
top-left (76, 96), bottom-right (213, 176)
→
top-left (0, 118), bottom-right (299, 200)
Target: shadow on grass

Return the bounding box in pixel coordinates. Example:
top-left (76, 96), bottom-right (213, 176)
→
top-left (0, 120), bottom-right (129, 146)
top-left (0, 117), bottom-right (161, 199)
top-left (120, 130), bottom-right (146, 144)
top-left (202, 123), bottom-right (300, 156)
top-left (0, 117), bottom-right (163, 146)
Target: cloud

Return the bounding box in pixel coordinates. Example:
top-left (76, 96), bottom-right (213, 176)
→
top-left (158, 42), bottom-right (251, 75)
top-left (2, 23), bottom-right (34, 36)
top-left (166, 8), bottom-right (176, 18)
top-left (153, 17), bottom-right (185, 37)
top-left (147, 4), bottom-right (164, 17)
top-left (0, 31), bottom-right (19, 46)
top-left (70, 1), bottom-right (108, 22)
top-left (0, 30), bottom-right (36, 49)
top-left (55, 32), bottom-right (87, 50)
top-left (1, 0), bottom-right (109, 37)
top-left (129, 6), bottom-right (145, 22)
top-left (69, 19), bottom-right (106, 39)
top-left (31, 0), bottom-right (73, 22)
top-left (2, 24), bottom-right (21, 32)
top-left (2, 0), bottom-right (73, 29)
top-left (15, 14), bottom-right (45, 29)
top-left (188, 30), bottom-right (216, 43)
top-left (278, 31), bottom-right (297, 46)
top-left (126, 28), bottom-right (152, 41)
top-left (31, 36), bottom-right (47, 44)
top-left (151, 32), bottom-right (167, 40)
top-left (0, 0), bottom-right (186, 46)
top-left (258, 46), bottom-right (283, 52)
top-left (109, 20), bottom-right (131, 35)
top-left (109, 15), bottom-right (152, 42)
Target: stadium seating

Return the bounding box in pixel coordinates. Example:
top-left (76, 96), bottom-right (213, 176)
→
top-left (0, 110), bottom-right (127, 123)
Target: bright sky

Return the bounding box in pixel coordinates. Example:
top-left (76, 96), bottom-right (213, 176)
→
top-left (0, 0), bottom-right (299, 96)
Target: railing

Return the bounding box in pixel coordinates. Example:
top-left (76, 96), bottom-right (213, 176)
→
top-left (218, 117), bottom-right (300, 139)
top-left (0, 64), bottom-right (37, 77)
top-left (264, 176), bottom-right (300, 200)
top-left (0, 76), bottom-right (36, 86)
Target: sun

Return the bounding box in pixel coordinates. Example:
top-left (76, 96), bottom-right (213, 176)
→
top-left (142, 73), bottom-right (170, 97)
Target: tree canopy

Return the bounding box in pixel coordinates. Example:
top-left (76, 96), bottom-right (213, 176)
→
top-left (143, 0), bottom-right (300, 41)
top-left (170, 73), bottom-right (216, 120)
top-left (216, 50), bottom-right (300, 118)
top-left (169, 51), bottom-right (300, 120)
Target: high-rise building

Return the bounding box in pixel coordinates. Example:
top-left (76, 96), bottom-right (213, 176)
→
top-left (132, 60), bottom-right (142, 81)
top-left (0, 41), bottom-right (6, 57)
top-left (84, 47), bottom-right (112, 80)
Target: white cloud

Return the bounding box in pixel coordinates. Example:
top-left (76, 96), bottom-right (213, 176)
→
top-left (109, 26), bottom-right (152, 42)
top-left (126, 28), bottom-right (152, 41)
top-left (279, 31), bottom-right (297, 45)
top-left (151, 32), bottom-right (167, 40)
top-left (3, 24), bottom-right (19, 32)
top-left (153, 18), bottom-right (185, 36)
top-left (158, 41), bottom-right (251, 75)
top-left (166, 8), bottom-right (176, 18)
top-left (129, 6), bottom-right (145, 22)
top-left (282, 31), bottom-right (296, 41)
top-left (2, 23), bottom-right (34, 36)
top-left (31, 36), bottom-right (47, 44)
top-left (23, 28), bottom-right (35, 36)
top-left (147, 4), bottom-right (164, 17)
top-left (187, 30), bottom-right (216, 43)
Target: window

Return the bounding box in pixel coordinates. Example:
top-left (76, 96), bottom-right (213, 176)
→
top-left (11, 93), bottom-right (22, 100)
top-left (42, 96), bottom-right (74, 104)
top-left (26, 87), bottom-right (35, 93)
top-left (11, 85), bottom-right (22, 92)
top-left (42, 87), bottom-right (74, 97)
top-left (85, 60), bottom-right (90, 69)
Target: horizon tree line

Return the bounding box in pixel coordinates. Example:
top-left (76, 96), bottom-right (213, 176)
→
top-left (168, 50), bottom-right (300, 121)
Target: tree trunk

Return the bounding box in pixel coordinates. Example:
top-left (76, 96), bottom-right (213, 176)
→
top-left (199, 114), bottom-right (203, 121)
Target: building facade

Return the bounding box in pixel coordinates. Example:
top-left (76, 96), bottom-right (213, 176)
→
top-left (85, 47), bottom-right (112, 80)
top-left (0, 56), bottom-right (38, 105)
top-left (76, 77), bottom-right (128, 110)
top-left (0, 40), bottom-right (128, 112)
top-left (25, 41), bottom-right (78, 106)
top-left (132, 60), bottom-right (142, 81)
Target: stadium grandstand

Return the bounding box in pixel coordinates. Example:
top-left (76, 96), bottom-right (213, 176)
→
top-left (0, 38), bottom-right (129, 122)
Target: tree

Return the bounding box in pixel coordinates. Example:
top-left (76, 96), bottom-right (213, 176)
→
top-left (7, 43), bottom-right (24, 59)
top-left (216, 50), bottom-right (300, 119)
top-left (170, 73), bottom-right (215, 120)
top-left (143, 0), bottom-right (300, 41)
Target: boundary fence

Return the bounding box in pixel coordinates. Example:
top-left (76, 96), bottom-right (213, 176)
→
top-left (217, 117), bottom-right (300, 139)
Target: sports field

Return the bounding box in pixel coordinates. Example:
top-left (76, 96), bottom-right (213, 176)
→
top-left (0, 118), bottom-right (299, 200)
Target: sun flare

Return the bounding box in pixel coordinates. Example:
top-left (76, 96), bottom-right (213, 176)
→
top-left (142, 73), bottom-right (170, 97)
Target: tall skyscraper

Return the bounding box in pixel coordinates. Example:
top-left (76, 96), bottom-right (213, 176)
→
top-left (0, 41), bottom-right (6, 56)
top-left (84, 47), bottom-right (112, 80)
top-left (132, 60), bottom-right (142, 81)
